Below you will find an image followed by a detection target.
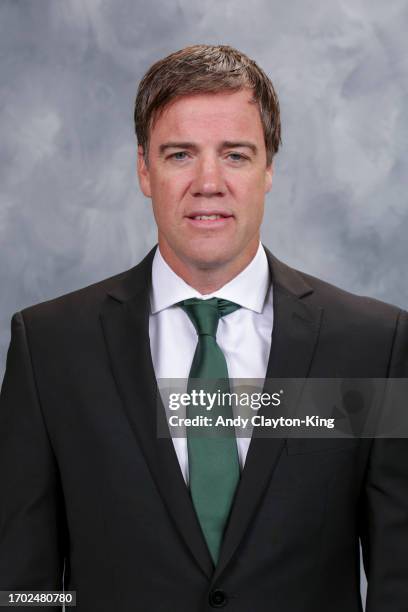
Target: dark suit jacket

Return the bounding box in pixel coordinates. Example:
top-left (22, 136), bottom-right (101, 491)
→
top-left (0, 245), bottom-right (407, 612)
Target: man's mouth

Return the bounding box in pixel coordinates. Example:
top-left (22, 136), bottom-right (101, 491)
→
top-left (191, 214), bottom-right (226, 220)
top-left (186, 211), bottom-right (234, 223)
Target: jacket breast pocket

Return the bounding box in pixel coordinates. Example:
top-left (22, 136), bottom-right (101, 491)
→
top-left (285, 437), bottom-right (360, 455)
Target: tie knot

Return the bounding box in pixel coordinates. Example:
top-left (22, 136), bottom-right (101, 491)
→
top-left (179, 297), bottom-right (241, 337)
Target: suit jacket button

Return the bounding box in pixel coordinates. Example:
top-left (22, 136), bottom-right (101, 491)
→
top-left (209, 589), bottom-right (228, 607)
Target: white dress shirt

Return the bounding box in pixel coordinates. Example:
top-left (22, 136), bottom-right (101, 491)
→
top-left (149, 242), bottom-right (274, 484)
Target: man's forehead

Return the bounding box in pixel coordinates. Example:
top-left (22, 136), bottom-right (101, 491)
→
top-left (150, 90), bottom-right (262, 139)
top-left (157, 88), bottom-right (256, 117)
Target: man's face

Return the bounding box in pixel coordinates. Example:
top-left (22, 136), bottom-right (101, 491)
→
top-left (137, 88), bottom-right (273, 273)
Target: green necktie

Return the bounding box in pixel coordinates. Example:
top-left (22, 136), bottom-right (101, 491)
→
top-left (179, 297), bottom-right (241, 564)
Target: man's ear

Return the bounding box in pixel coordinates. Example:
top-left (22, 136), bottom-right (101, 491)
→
top-left (265, 159), bottom-right (274, 194)
top-left (137, 145), bottom-right (152, 198)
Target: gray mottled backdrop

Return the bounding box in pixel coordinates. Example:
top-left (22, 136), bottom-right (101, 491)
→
top-left (1, 0), bottom-right (408, 602)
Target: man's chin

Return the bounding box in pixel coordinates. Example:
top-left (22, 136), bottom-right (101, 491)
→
top-left (181, 246), bottom-right (235, 271)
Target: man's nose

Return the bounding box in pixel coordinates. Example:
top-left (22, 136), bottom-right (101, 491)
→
top-left (190, 157), bottom-right (227, 197)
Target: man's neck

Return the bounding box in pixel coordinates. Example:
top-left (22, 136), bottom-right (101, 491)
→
top-left (157, 240), bottom-right (260, 295)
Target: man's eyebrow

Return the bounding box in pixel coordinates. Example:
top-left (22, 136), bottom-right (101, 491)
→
top-left (158, 141), bottom-right (258, 155)
top-left (159, 142), bottom-right (197, 155)
top-left (221, 141), bottom-right (258, 155)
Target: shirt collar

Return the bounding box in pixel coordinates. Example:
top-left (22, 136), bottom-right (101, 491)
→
top-left (150, 241), bottom-right (271, 315)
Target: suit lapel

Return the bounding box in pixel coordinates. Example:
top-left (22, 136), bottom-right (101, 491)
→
top-left (100, 247), bottom-right (214, 578)
top-left (211, 248), bottom-right (323, 584)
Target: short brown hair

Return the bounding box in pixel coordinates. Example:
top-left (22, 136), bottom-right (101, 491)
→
top-left (134, 44), bottom-right (281, 166)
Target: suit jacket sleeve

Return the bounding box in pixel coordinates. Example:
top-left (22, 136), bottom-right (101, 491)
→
top-left (0, 312), bottom-right (66, 607)
top-left (360, 309), bottom-right (408, 611)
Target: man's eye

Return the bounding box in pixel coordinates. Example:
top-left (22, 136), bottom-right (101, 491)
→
top-left (228, 153), bottom-right (246, 162)
top-left (171, 152), bottom-right (188, 160)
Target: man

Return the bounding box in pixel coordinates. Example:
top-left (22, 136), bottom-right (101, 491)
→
top-left (0, 44), bottom-right (407, 611)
